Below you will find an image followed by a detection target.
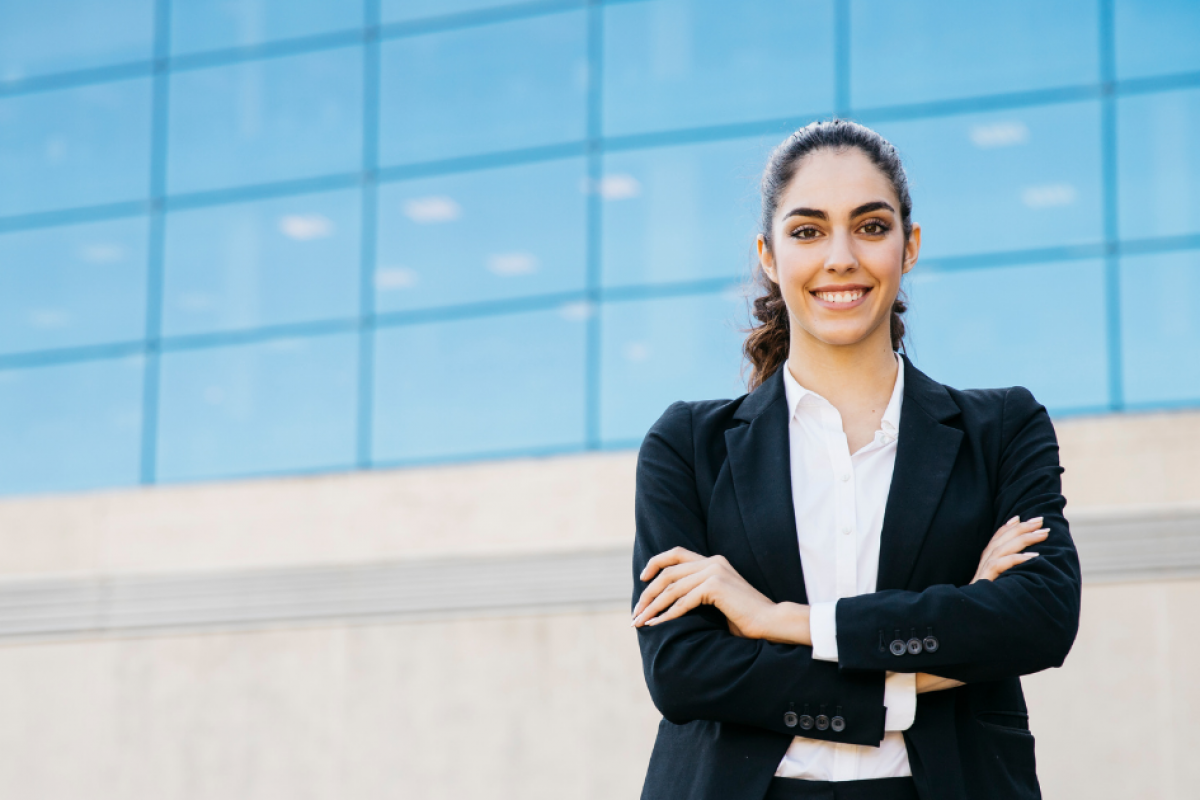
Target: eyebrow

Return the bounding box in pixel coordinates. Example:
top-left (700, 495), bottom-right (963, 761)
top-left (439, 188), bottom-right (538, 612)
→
top-left (782, 201), bottom-right (896, 221)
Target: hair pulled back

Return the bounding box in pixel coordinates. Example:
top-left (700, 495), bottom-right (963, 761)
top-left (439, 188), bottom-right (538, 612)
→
top-left (744, 119), bottom-right (913, 390)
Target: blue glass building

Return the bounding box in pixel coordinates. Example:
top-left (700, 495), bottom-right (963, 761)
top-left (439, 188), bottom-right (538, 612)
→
top-left (0, 0), bottom-right (1198, 495)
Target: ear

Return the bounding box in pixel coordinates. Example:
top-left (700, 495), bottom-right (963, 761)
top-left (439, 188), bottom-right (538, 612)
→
top-left (757, 235), bottom-right (779, 284)
top-left (901, 222), bottom-right (921, 275)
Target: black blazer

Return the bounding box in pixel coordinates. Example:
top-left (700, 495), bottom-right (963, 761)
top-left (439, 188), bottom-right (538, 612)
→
top-left (632, 355), bottom-right (1081, 800)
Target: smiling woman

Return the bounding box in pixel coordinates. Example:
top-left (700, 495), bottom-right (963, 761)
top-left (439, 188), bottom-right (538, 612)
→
top-left (630, 120), bottom-right (1081, 800)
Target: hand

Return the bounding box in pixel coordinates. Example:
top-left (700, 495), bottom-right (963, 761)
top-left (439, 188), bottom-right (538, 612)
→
top-left (632, 547), bottom-right (810, 645)
top-left (916, 673), bottom-right (964, 694)
top-left (971, 516), bottom-right (1048, 584)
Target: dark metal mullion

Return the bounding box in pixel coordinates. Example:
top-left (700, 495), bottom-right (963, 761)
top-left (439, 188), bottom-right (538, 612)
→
top-left (139, 0), bottom-right (172, 485)
top-left (834, 0), bottom-right (851, 117)
top-left (357, 0), bottom-right (383, 470)
top-left (1099, 0), bottom-right (1124, 411)
top-left (585, 1), bottom-right (604, 450)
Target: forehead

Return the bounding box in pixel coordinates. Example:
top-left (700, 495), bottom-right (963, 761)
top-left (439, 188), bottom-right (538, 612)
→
top-left (777, 147), bottom-right (899, 214)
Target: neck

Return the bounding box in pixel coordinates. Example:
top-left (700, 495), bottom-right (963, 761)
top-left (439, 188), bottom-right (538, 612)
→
top-left (784, 324), bottom-right (899, 410)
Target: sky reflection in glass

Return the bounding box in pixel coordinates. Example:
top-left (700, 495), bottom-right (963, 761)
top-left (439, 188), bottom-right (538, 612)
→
top-left (375, 159), bottom-right (587, 312)
top-left (163, 189), bottom-right (360, 336)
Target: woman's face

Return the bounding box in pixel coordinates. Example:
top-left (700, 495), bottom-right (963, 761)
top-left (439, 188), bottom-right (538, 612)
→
top-left (758, 147), bottom-right (920, 350)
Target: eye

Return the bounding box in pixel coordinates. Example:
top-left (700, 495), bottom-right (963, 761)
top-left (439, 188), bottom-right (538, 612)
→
top-left (859, 219), bottom-right (891, 236)
top-left (790, 226), bottom-right (821, 240)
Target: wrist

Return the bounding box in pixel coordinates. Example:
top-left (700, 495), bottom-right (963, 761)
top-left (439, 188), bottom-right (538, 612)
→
top-left (762, 602), bottom-right (811, 646)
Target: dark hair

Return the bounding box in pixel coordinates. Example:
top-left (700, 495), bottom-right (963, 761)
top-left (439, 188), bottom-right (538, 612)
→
top-left (744, 119), bottom-right (913, 390)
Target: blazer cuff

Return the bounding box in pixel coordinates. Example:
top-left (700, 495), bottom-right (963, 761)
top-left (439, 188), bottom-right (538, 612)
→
top-left (883, 671), bottom-right (917, 731)
top-left (810, 601), bottom-right (839, 662)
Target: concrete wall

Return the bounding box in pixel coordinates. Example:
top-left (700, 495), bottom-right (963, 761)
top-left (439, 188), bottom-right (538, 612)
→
top-left (0, 409), bottom-right (1197, 798)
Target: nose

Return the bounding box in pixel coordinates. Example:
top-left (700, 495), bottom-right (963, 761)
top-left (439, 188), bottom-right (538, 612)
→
top-left (824, 229), bottom-right (858, 273)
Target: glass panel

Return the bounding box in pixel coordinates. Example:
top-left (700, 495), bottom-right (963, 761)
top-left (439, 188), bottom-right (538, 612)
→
top-left (601, 136), bottom-right (772, 288)
top-left (603, 0), bottom-right (835, 137)
top-left (163, 189), bottom-right (360, 336)
top-left (0, 0), bottom-right (154, 81)
top-left (850, 0), bottom-right (1098, 108)
top-left (171, 0), bottom-right (362, 55)
top-left (874, 101), bottom-right (1104, 260)
top-left (1117, 88), bottom-right (1200, 242)
top-left (1114, 0), bottom-right (1200, 80)
top-left (600, 289), bottom-right (747, 445)
top-left (0, 356), bottom-right (143, 496)
top-left (379, 11), bottom-right (587, 165)
top-left (0, 79), bottom-right (153, 217)
top-left (1120, 251), bottom-right (1200, 406)
top-left (167, 47), bottom-right (362, 195)
top-left (372, 307), bottom-right (586, 461)
top-left (375, 159), bottom-right (586, 313)
top-left (383, 0), bottom-right (580, 24)
top-left (156, 334), bottom-right (358, 481)
top-left (0, 217), bottom-right (148, 354)
top-left (905, 261), bottom-right (1109, 412)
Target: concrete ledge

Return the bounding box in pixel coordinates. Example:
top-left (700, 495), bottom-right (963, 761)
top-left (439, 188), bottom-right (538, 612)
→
top-left (0, 504), bottom-right (1196, 641)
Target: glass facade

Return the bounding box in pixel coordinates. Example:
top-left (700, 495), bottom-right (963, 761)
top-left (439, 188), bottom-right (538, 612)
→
top-left (0, 0), bottom-right (1197, 495)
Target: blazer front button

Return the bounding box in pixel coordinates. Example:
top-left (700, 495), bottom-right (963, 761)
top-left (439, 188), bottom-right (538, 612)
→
top-left (784, 711), bottom-right (799, 728)
top-left (831, 716), bottom-right (846, 732)
top-left (799, 715), bottom-right (815, 730)
top-left (907, 638), bottom-right (923, 655)
top-left (889, 639), bottom-right (907, 656)
top-left (815, 715), bottom-right (830, 731)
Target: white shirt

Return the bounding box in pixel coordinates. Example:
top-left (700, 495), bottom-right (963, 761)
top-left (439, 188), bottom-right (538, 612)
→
top-left (774, 353), bottom-right (918, 781)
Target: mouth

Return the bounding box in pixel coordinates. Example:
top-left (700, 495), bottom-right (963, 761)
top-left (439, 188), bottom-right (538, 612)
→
top-left (810, 285), bottom-right (872, 309)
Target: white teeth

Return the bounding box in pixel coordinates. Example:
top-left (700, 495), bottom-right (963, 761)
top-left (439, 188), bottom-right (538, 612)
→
top-left (816, 290), bottom-right (864, 304)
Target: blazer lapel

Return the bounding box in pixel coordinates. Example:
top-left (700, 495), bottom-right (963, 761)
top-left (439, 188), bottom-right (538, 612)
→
top-left (876, 356), bottom-right (964, 591)
top-left (724, 367), bottom-right (808, 605)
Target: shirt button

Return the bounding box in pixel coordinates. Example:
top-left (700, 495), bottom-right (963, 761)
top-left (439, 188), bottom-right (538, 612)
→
top-left (841, 527), bottom-right (852, 536)
top-left (840, 473), bottom-right (851, 482)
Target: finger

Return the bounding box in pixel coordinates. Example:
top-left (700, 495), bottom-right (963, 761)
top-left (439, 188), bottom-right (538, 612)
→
top-left (640, 547), bottom-right (703, 582)
top-left (985, 517), bottom-right (1045, 556)
top-left (988, 528), bottom-right (1050, 560)
top-left (633, 561), bottom-right (705, 618)
top-left (634, 572), bottom-right (707, 627)
top-left (979, 516), bottom-right (1024, 562)
top-left (984, 551), bottom-right (1040, 581)
top-left (645, 586), bottom-right (707, 627)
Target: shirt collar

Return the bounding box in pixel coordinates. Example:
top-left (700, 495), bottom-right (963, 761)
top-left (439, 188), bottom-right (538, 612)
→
top-left (781, 352), bottom-right (905, 442)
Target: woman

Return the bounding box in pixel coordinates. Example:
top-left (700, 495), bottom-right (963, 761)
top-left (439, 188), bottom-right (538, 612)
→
top-left (629, 120), bottom-right (1081, 800)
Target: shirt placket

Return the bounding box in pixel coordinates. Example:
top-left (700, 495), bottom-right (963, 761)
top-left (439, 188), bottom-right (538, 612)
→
top-left (822, 405), bottom-right (859, 780)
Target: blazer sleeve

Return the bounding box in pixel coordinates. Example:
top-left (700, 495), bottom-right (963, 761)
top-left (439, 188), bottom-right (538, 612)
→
top-left (634, 401), bottom-right (890, 747)
top-left (832, 387), bottom-right (1083, 683)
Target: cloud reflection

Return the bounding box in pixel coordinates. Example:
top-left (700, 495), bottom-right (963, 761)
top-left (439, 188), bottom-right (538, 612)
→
top-left (969, 122), bottom-right (1030, 149)
top-left (486, 252), bottom-right (538, 277)
top-left (404, 196), bottom-right (462, 223)
top-left (278, 214), bottom-right (335, 240)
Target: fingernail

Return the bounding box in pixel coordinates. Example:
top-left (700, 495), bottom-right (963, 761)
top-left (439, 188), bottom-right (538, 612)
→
top-left (1035, 528), bottom-right (1050, 535)
top-left (1031, 517), bottom-right (1043, 524)
top-left (1024, 552), bottom-right (1040, 558)
top-left (1008, 516), bottom-right (1019, 524)
top-left (646, 618), bottom-right (659, 626)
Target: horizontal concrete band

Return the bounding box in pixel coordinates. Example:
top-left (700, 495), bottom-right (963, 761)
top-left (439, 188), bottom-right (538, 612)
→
top-left (0, 507), bottom-right (1195, 641)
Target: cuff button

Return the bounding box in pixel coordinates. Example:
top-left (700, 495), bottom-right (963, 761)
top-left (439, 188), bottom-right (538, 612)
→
top-left (923, 635), bottom-right (939, 653)
top-left (906, 638), bottom-right (923, 655)
top-left (815, 715), bottom-right (830, 731)
top-left (784, 711), bottom-right (799, 728)
top-left (830, 716), bottom-right (846, 732)
top-left (799, 714), bottom-right (815, 730)
top-left (889, 639), bottom-right (907, 656)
